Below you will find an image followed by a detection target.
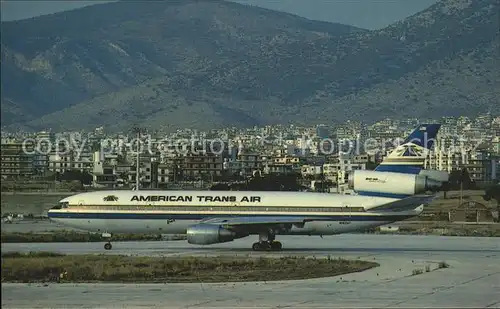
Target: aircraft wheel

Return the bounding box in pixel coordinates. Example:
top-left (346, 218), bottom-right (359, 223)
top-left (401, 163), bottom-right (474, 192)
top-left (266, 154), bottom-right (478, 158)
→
top-left (260, 241), bottom-right (271, 251)
top-left (271, 241), bottom-right (282, 251)
top-left (104, 243), bottom-right (112, 250)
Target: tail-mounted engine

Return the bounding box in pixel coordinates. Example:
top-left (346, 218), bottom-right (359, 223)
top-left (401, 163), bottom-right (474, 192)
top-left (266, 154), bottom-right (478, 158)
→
top-left (348, 170), bottom-right (442, 196)
top-left (418, 169), bottom-right (449, 183)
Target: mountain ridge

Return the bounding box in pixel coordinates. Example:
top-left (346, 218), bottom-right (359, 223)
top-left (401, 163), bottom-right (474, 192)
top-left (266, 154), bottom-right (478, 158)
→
top-left (1, 0), bottom-right (498, 132)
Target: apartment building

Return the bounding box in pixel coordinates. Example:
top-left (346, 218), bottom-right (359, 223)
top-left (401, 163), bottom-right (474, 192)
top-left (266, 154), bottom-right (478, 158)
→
top-left (237, 152), bottom-right (263, 175)
top-left (301, 165), bottom-right (323, 178)
top-left (426, 148), bottom-right (499, 183)
top-left (49, 150), bottom-right (93, 174)
top-left (316, 125), bottom-right (330, 139)
top-left (426, 150), bottom-right (467, 172)
top-left (125, 154), bottom-right (157, 188)
top-left (492, 137), bottom-right (500, 155)
top-left (464, 151), bottom-right (499, 183)
top-left (317, 138), bottom-right (335, 155)
top-left (263, 163), bottom-right (295, 175)
top-left (0, 142), bottom-right (34, 178)
top-left (157, 163), bottom-right (174, 188)
top-left (182, 152), bottom-right (224, 180)
top-left (33, 131), bottom-right (55, 173)
top-left (352, 154), bottom-right (370, 164)
top-left (91, 150), bottom-right (117, 188)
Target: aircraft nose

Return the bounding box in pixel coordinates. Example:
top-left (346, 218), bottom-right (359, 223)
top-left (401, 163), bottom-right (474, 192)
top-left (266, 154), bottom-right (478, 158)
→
top-left (47, 209), bottom-right (55, 220)
top-left (47, 207), bottom-right (62, 221)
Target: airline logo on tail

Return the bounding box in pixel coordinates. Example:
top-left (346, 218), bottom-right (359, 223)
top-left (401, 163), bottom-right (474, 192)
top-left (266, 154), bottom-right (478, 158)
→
top-left (403, 124), bottom-right (440, 151)
top-left (375, 124), bottom-right (441, 174)
top-left (393, 143), bottom-right (425, 157)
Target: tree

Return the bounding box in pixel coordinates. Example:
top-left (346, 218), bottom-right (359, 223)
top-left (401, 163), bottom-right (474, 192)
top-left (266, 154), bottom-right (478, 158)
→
top-left (118, 172), bottom-right (128, 181)
top-left (441, 181), bottom-right (450, 199)
top-left (240, 173), bottom-right (307, 191)
top-left (483, 183), bottom-right (500, 204)
top-left (448, 168), bottom-right (476, 190)
top-left (365, 161), bottom-right (379, 170)
top-left (314, 179), bottom-right (334, 192)
top-left (210, 183), bottom-right (230, 190)
top-left (55, 171), bottom-right (62, 182)
top-left (483, 183), bottom-right (500, 223)
top-left (60, 170), bottom-right (93, 186)
top-left (66, 180), bottom-right (83, 192)
top-left (461, 168), bottom-right (477, 190)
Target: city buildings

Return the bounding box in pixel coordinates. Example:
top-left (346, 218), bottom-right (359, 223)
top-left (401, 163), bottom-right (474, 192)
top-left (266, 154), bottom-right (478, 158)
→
top-left (0, 142), bottom-right (34, 178)
top-left (1, 114), bottom-right (498, 189)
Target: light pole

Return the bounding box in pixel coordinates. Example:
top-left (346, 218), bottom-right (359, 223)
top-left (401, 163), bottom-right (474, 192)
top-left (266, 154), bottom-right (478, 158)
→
top-left (132, 126), bottom-right (146, 191)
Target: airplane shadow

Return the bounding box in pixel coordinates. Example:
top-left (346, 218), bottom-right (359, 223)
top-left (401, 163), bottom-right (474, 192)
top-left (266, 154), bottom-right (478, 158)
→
top-left (123, 245), bottom-right (499, 254)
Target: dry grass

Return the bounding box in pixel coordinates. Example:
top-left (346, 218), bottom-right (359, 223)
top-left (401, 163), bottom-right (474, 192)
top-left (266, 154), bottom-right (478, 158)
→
top-left (1, 252), bottom-right (378, 283)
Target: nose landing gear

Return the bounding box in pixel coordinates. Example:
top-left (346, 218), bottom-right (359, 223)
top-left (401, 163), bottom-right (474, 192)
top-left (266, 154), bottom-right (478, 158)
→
top-left (102, 232), bottom-right (112, 250)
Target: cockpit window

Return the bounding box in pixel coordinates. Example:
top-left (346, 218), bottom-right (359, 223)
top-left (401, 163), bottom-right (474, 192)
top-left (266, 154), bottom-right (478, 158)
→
top-left (51, 202), bottom-right (69, 210)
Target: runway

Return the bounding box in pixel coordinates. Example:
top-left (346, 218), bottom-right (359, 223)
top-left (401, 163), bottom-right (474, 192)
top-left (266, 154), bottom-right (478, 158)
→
top-left (2, 234), bottom-right (500, 308)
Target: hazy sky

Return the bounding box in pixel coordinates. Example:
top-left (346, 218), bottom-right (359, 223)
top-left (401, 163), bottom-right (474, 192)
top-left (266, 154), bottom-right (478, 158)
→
top-left (1, 0), bottom-right (438, 30)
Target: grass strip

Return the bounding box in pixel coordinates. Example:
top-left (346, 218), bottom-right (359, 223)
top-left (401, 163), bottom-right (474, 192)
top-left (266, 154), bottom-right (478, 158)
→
top-left (1, 252), bottom-right (378, 283)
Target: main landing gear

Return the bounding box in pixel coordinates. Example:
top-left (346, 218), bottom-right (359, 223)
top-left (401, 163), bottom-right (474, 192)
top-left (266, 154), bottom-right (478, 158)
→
top-left (251, 231), bottom-right (283, 251)
top-left (252, 241), bottom-right (282, 251)
top-left (102, 232), bottom-right (112, 250)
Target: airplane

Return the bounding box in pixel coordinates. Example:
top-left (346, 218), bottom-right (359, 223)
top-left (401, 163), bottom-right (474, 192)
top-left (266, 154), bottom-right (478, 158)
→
top-left (47, 124), bottom-right (445, 251)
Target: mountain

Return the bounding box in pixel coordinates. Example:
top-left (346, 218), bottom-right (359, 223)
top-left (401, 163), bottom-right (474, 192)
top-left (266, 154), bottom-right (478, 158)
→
top-left (1, 0), bottom-right (498, 132)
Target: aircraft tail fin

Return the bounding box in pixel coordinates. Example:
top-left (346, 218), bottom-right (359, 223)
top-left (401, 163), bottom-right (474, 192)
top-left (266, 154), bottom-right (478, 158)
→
top-left (375, 124), bottom-right (441, 175)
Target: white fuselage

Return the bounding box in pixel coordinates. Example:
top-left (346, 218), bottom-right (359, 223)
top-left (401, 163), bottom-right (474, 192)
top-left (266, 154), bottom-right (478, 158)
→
top-left (47, 190), bottom-right (424, 237)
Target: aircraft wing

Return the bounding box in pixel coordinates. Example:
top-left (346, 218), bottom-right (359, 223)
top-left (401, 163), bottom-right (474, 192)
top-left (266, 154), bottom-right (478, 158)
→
top-left (367, 194), bottom-right (435, 212)
top-left (200, 216), bottom-right (311, 228)
top-left (198, 194), bottom-right (434, 228)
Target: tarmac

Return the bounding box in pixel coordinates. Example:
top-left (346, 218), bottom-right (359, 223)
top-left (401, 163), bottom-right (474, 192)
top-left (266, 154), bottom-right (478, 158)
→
top-left (2, 234), bottom-right (500, 308)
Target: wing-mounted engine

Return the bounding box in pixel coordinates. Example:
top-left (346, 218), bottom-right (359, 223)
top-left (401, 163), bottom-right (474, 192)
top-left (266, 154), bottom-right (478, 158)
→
top-left (348, 170), bottom-right (442, 196)
top-left (186, 223), bottom-right (248, 245)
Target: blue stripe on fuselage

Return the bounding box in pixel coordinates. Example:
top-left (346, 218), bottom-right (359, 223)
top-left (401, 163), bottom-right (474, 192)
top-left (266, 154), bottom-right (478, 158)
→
top-left (374, 165), bottom-right (422, 174)
top-left (356, 191), bottom-right (412, 199)
top-left (47, 212), bottom-right (413, 221)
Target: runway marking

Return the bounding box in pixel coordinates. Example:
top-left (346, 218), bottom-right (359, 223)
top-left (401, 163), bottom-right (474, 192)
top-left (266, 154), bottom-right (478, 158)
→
top-left (184, 300), bottom-right (214, 308)
top-left (273, 300), bottom-right (312, 308)
top-left (275, 258), bottom-right (427, 308)
top-left (486, 301), bottom-right (500, 308)
top-left (384, 271), bottom-right (500, 308)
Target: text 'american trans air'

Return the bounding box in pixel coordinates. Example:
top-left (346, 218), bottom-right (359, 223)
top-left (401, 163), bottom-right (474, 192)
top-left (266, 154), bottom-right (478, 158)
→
top-left (130, 195), bottom-right (262, 203)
